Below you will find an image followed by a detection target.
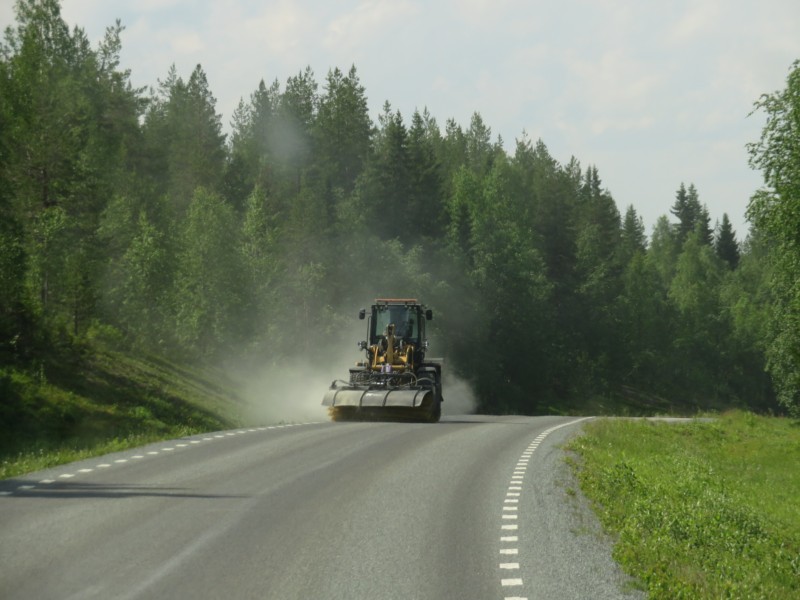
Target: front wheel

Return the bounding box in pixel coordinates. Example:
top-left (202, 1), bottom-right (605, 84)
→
top-left (427, 399), bottom-right (441, 423)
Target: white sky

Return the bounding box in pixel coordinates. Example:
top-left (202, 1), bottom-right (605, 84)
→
top-left (3, 0), bottom-right (799, 239)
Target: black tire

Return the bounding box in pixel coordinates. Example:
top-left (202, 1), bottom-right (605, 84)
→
top-left (427, 398), bottom-right (441, 423)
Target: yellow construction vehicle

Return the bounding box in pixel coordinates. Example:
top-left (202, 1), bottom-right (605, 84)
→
top-left (322, 299), bottom-right (443, 422)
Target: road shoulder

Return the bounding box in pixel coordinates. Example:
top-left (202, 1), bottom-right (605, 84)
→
top-left (519, 423), bottom-right (645, 599)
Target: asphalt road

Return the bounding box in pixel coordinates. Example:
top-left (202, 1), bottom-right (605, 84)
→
top-left (0, 415), bottom-right (642, 599)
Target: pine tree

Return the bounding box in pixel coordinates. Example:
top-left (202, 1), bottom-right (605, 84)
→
top-left (671, 183), bottom-right (712, 245)
top-left (406, 108), bottom-right (444, 241)
top-left (578, 166), bottom-right (621, 265)
top-left (359, 103), bottom-right (411, 241)
top-left (143, 64), bottom-right (226, 215)
top-left (316, 65), bottom-right (372, 194)
top-left (465, 112), bottom-right (495, 175)
top-left (668, 230), bottom-right (726, 405)
top-left (2, 0), bottom-right (142, 337)
top-left (671, 183), bottom-right (691, 240)
top-left (617, 251), bottom-right (674, 392)
top-left (225, 78), bottom-right (281, 207)
top-left (275, 67), bottom-right (317, 191)
top-left (648, 215), bottom-right (680, 288)
top-left (620, 204), bottom-right (647, 263)
top-left (466, 155), bottom-right (553, 412)
top-left (715, 213), bottom-right (740, 269)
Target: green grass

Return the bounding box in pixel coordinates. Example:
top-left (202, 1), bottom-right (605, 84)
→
top-left (567, 412), bottom-right (800, 599)
top-left (0, 349), bottom-right (244, 479)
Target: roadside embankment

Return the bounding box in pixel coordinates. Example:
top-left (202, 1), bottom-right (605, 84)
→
top-left (1, 349), bottom-right (242, 479)
top-left (568, 412), bottom-right (800, 598)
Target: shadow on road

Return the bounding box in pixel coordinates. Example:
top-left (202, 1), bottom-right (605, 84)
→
top-left (0, 479), bottom-right (247, 500)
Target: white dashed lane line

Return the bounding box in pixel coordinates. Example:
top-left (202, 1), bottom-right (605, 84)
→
top-left (497, 417), bottom-right (592, 600)
top-left (0, 422), bottom-right (323, 496)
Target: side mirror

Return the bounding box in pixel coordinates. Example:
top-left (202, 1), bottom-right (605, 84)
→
top-left (358, 308), bottom-right (366, 320)
top-left (425, 309), bottom-right (433, 321)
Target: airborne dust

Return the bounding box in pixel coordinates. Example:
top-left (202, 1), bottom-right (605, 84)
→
top-left (234, 307), bottom-right (477, 424)
top-left (222, 116), bottom-right (478, 423)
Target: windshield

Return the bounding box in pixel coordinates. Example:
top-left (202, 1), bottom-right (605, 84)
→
top-left (373, 305), bottom-right (419, 341)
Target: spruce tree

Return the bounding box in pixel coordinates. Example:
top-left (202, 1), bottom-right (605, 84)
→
top-left (620, 204), bottom-right (647, 263)
top-left (671, 182), bottom-right (711, 244)
top-left (715, 213), bottom-right (740, 269)
top-left (315, 65), bottom-right (372, 194)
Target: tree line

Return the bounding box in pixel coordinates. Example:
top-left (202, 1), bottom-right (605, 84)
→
top-left (1, 1), bottom-right (797, 415)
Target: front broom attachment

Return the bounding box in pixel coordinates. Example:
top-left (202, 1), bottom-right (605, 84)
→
top-left (322, 375), bottom-right (439, 422)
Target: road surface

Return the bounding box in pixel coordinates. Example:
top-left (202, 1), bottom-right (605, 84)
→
top-left (0, 415), bottom-right (642, 599)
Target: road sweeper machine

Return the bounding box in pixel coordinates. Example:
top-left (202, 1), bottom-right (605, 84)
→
top-left (322, 299), bottom-right (443, 422)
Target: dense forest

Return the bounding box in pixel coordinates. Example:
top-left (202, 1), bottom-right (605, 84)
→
top-left (1, 1), bottom-right (798, 416)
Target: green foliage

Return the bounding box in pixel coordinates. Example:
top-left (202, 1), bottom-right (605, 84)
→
top-left (715, 213), bottom-right (741, 269)
top-left (0, 349), bottom-right (238, 478)
top-left (0, 0), bottom-right (785, 424)
top-left (671, 183), bottom-right (712, 245)
top-left (315, 65), bottom-right (372, 195)
top-left (1, 0), bottom-right (142, 348)
top-left (173, 188), bottom-right (243, 360)
top-left (747, 60), bottom-right (800, 415)
top-left (569, 414), bottom-right (800, 598)
top-left (0, 217), bottom-right (28, 360)
top-left (143, 64), bottom-right (226, 213)
top-left (620, 204), bottom-right (647, 263)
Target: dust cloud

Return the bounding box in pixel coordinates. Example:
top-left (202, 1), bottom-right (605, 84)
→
top-left (235, 324), bottom-right (363, 425)
top-left (236, 360), bottom-right (478, 424)
top-left (441, 372), bottom-right (478, 416)
top-left (237, 359), bottom-right (339, 424)
top-left (232, 306), bottom-right (477, 424)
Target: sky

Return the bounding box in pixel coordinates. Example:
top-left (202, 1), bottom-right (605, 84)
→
top-left (3, 0), bottom-right (799, 239)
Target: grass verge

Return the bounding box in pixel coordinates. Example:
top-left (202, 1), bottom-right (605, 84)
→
top-left (567, 412), bottom-right (800, 599)
top-left (0, 349), bottom-right (244, 479)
